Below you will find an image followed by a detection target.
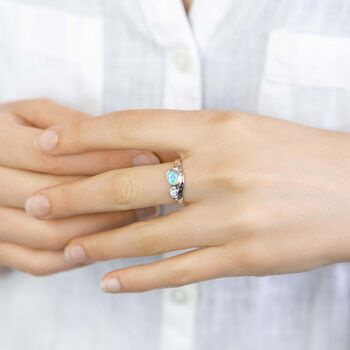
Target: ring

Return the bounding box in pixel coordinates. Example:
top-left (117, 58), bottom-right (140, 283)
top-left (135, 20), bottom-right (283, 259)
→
top-left (166, 159), bottom-right (185, 203)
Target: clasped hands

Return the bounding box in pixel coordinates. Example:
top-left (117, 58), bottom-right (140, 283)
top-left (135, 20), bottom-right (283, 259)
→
top-left (3, 99), bottom-right (350, 293)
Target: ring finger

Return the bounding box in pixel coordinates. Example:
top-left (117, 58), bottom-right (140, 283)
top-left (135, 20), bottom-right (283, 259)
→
top-left (25, 160), bottom-right (197, 219)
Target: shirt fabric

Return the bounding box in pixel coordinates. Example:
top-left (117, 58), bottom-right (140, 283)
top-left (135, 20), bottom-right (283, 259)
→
top-left (1, 0), bottom-right (350, 349)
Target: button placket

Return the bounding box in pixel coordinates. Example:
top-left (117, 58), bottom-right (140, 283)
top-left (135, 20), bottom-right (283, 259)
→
top-left (173, 46), bottom-right (193, 73)
top-left (170, 287), bottom-right (190, 304)
top-left (160, 283), bottom-right (199, 350)
top-left (140, 1), bottom-right (202, 350)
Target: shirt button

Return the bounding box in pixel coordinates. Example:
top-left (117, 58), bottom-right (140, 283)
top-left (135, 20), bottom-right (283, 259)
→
top-left (173, 48), bottom-right (192, 73)
top-left (170, 288), bottom-right (190, 304)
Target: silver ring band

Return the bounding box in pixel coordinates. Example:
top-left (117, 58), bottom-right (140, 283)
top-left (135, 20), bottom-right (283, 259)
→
top-left (166, 159), bottom-right (185, 203)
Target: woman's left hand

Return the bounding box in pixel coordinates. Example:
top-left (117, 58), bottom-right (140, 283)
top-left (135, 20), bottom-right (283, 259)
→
top-left (25, 110), bottom-right (350, 292)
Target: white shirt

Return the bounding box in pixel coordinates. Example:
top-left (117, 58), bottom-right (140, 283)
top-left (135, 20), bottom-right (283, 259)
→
top-left (1, 1), bottom-right (350, 349)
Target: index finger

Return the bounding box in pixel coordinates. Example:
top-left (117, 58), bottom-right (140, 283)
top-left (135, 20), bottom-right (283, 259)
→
top-left (35, 109), bottom-right (206, 155)
top-left (0, 122), bottom-right (160, 175)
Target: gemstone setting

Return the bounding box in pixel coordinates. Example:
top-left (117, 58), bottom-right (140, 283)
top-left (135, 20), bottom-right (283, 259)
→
top-left (167, 169), bottom-right (179, 186)
top-left (166, 159), bottom-right (185, 203)
top-left (169, 188), bottom-right (178, 199)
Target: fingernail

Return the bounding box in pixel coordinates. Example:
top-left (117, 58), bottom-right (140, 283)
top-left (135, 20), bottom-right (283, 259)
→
top-left (136, 206), bottom-right (161, 221)
top-left (101, 277), bottom-right (122, 293)
top-left (35, 129), bottom-right (58, 153)
top-left (25, 194), bottom-right (50, 218)
top-left (133, 153), bottom-right (160, 166)
top-left (64, 244), bottom-right (87, 263)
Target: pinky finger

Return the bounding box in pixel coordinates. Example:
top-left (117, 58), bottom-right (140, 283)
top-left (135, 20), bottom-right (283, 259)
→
top-left (0, 242), bottom-right (86, 276)
top-left (101, 246), bottom-right (232, 293)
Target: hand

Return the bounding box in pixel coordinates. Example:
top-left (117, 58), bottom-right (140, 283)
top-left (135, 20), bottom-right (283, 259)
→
top-left (0, 100), bottom-right (161, 275)
top-left (27, 110), bottom-right (350, 291)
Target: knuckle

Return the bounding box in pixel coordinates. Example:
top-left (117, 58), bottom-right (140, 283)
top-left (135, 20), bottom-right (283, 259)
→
top-left (205, 111), bottom-right (235, 126)
top-left (209, 163), bottom-right (239, 191)
top-left (109, 172), bottom-right (138, 208)
top-left (230, 112), bottom-right (260, 140)
top-left (202, 112), bottom-right (236, 139)
top-left (205, 111), bottom-right (253, 136)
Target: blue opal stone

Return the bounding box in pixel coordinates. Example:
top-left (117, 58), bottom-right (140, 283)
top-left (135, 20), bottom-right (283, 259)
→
top-left (167, 169), bottom-right (179, 186)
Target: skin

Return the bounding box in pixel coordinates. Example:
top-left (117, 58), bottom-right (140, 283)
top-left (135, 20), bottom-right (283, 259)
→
top-left (182, 0), bottom-right (192, 12)
top-left (0, 100), bottom-right (162, 275)
top-left (25, 109), bottom-right (350, 292)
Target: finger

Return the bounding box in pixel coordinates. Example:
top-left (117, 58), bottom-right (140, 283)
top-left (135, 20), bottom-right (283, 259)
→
top-left (35, 109), bottom-right (207, 155)
top-left (0, 207), bottom-right (158, 250)
top-left (2, 99), bottom-right (89, 128)
top-left (0, 166), bottom-right (81, 208)
top-left (154, 151), bottom-right (179, 163)
top-left (63, 205), bottom-right (226, 263)
top-left (0, 123), bottom-right (160, 175)
top-left (100, 246), bottom-right (231, 293)
top-left (0, 242), bottom-right (85, 276)
top-left (25, 162), bottom-right (187, 219)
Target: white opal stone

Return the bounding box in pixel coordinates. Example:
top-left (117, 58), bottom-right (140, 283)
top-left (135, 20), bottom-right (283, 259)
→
top-left (169, 188), bottom-right (178, 199)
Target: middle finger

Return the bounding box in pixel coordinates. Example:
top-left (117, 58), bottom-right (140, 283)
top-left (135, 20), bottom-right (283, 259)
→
top-left (0, 206), bottom-right (157, 250)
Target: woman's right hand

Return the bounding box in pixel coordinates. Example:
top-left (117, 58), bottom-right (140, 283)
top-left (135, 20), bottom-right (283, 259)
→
top-left (0, 99), bottom-right (161, 275)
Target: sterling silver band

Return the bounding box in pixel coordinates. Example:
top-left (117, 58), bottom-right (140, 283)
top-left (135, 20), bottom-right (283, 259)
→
top-left (166, 159), bottom-right (185, 203)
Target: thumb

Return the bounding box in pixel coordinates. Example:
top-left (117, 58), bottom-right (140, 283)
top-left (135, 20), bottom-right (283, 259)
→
top-left (3, 99), bottom-right (90, 129)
